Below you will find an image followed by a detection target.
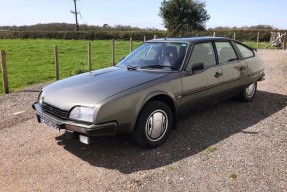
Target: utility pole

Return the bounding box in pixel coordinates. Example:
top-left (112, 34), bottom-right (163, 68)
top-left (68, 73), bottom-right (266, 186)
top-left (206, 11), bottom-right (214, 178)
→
top-left (71, 0), bottom-right (79, 31)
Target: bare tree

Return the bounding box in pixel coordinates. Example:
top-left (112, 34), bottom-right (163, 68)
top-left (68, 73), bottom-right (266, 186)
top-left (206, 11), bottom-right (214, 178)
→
top-left (71, 0), bottom-right (79, 31)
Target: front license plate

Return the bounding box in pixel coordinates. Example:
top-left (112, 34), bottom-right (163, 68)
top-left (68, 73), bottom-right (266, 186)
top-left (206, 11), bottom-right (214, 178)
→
top-left (40, 116), bottom-right (60, 132)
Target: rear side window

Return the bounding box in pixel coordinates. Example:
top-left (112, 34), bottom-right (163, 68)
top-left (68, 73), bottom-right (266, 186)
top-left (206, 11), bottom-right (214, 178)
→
top-left (187, 42), bottom-right (216, 70)
top-left (215, 42), bottom-right (238, 64)
top-left (235, 43), bottom-right (254, 59)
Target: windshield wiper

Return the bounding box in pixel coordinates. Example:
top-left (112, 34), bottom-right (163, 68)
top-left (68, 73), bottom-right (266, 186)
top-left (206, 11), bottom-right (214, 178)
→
top-left (127, 65), bottom-right (137, 71)
top-left (140, 65), bottom-right (177, 70)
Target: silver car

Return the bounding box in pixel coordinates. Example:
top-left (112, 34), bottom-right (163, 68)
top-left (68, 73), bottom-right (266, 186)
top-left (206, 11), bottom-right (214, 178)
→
top-left (33, 37), bottom-right (264, 148)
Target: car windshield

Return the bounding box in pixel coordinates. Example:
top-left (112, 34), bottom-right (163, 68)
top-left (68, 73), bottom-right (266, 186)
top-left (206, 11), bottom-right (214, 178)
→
top-left (116, 42), bottom-right (188, 71)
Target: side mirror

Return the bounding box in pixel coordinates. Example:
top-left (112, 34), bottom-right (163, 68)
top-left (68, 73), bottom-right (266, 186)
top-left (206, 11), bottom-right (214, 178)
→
top-left (191, 62), bottom-right (204, 72)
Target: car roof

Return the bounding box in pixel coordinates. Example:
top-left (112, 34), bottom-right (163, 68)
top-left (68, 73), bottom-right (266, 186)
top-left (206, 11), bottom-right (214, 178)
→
top-left (147, 36), bottom-right (233, 43)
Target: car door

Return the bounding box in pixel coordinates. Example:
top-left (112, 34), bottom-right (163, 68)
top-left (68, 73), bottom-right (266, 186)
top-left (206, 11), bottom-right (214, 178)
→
top-left (215, 41), bottom-right (248, 97)
top-left (233, 42), bottom-right (262, 84)
top-left (180, 41), bottom-right (223, 114)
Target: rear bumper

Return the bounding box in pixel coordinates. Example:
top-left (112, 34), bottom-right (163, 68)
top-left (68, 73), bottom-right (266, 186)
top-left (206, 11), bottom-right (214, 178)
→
top-left (32, 102), bottom-right (117, 136)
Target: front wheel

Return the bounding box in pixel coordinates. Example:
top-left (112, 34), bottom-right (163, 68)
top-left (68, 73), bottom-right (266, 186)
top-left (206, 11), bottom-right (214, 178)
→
top-left (239, 81), bottom-right (257, 102)
top-left (132, 101), bottom-right (173, 148)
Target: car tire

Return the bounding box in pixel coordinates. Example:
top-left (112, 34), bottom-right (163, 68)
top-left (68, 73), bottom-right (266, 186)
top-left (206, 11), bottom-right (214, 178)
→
top-left (239, 81), bottom-right (257, 102)
top-left (132, 101), bottom-right (173, 148)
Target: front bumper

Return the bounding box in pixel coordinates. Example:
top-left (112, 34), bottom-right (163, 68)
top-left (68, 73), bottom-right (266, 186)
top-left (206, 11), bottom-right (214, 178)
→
top-left (258, 72), bottom-right (265, 81)
top-left (32, 102), bottom-right (117, 136)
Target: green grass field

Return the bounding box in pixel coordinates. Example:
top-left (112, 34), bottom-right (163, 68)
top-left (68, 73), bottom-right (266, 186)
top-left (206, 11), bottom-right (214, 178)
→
top-left (0, 39), bottom-right (275, 94)
top-left (0, 39), bottom-right (142, 94)
top-left (243, 41), bottom-right (276, 49)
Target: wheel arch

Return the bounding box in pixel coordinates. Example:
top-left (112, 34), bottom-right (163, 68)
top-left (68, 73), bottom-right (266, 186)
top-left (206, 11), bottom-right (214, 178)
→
top-left (134, 92), bottom-right (178, 130)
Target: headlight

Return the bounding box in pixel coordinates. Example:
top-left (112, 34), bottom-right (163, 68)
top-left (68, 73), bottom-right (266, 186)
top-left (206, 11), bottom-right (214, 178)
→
top-left (38, 92), bottom-right (44, 105)
top-left (69, 106), bottom-right (94, 123)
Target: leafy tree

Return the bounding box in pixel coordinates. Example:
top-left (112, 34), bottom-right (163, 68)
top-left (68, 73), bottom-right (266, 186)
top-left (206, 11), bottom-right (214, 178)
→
top-left (159, 0), bottom-right (210, 33)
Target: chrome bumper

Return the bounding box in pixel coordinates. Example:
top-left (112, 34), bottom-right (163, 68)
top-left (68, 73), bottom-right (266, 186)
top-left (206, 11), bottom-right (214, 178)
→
top-left (32, 102), bottom-right (117, 136)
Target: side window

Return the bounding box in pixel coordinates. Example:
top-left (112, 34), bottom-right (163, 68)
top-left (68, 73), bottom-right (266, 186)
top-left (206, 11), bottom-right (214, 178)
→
top-left (215, 42), bottom-right (238, 64)
top-left (235, 43), bottom-right (254, 59)
top-left (187, 42), bottom-right (216, 70)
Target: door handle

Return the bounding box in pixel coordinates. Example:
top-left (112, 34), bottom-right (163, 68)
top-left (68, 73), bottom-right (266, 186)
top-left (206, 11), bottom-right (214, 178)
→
top-left (215, 72), bottom-right (223, 78)
top-left (240, 66), bottom-right (246, 71)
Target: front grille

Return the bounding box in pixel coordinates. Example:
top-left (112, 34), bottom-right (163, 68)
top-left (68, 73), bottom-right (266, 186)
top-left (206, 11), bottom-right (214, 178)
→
top-left (42, 102), bottom-right (69, 119)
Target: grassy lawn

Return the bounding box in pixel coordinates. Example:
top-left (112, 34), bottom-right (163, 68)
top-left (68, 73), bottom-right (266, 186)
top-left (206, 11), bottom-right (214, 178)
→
top-left (0, 39), bottom-right (142, 94)
top-left (0, 39), bottom-right (279, 95)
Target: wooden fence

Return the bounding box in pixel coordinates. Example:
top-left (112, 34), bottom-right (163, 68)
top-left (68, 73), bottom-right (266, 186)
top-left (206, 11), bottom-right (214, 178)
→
top-left (53, 39), bottom-right (130, 80)
top-left (213, 31), bottom-right (287, 49)
top-left (0, 37), bottom-right (141, 94)
top-left (0, 50), bottom-right (9, 94)
top-left (1, 34), bottom-right (286, 94)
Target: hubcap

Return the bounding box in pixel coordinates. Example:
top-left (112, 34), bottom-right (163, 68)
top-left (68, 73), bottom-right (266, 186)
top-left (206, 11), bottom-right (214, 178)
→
top-left (145, 110), bottom-right (168, 142)
top-left (246, 83), bottom-right (255, 97)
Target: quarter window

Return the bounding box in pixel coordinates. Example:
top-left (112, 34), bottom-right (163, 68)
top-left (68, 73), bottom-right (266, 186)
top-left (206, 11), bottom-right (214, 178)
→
top-left (236, 43), bottom-right (254, 58)
top-left (215, 42), bottom-right (238, 64)
top-left (187, 42), bottom-right (216, 70)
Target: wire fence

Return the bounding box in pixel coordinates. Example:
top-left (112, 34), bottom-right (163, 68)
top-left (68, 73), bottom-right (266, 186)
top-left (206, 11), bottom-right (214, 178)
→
top-left (0, 34), bottom-right (286, 94)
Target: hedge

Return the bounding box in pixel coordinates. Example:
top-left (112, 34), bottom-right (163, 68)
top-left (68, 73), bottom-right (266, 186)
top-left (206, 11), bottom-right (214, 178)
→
top-left (0, 30), bottom-right (286, 42)
top-left (182, 30), bottom-right (286, 42)
top-left (0, 31), bottom-right (167, 41)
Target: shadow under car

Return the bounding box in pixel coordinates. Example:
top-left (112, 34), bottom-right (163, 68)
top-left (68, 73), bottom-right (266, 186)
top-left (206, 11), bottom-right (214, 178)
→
top-left (55, 90), bottom-right (287, 174)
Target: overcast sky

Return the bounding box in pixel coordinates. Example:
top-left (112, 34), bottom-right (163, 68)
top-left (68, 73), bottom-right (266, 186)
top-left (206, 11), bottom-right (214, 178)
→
top-left (1, 0), bottom-right (286, 29)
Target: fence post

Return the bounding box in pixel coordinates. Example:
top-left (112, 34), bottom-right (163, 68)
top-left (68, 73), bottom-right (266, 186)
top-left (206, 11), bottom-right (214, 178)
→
top-left (144, 36), bottom-right (146, 42)
top-left (112, 39), bottom-right (115, 66)
top-left (0, 50), bottom-right (9, 94)
top-left (264, 32), bottom-right (286, 49)
top-left (283, 34), bottom-right (286, 49)
top-left (88, 42), bottom-right (92, 71)
top-left (54, 46), bottom-right (59, 80)
top-left (257, 32), bottom-right (260, 49)
top-left (233, 32), bottom-right (236, 40)
top-left (130, 37), bottom-right (133, 53)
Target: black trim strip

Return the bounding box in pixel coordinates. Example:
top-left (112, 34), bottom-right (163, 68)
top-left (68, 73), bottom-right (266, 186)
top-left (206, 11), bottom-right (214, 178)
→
top-left (223, 75), bottom-right (248, 84)
top-left (182, 70), bottom-right (263, 98)
top-left (182, 75), bottom-right (248, 97)
top-left (182, 82), bottom-right (223, 97)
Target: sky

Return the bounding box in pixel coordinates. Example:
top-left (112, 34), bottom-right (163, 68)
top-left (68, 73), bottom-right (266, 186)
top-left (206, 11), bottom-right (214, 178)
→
top-left (0, 0), bottom-right (286, 30)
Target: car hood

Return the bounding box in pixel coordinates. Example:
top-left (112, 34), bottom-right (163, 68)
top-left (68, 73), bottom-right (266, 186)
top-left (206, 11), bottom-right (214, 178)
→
top-left (42, 67), bottom-right (169, 110)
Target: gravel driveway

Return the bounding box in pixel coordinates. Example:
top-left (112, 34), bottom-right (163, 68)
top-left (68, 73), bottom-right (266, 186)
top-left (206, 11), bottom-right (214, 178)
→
top-left (0, 50), bottom-right (286, 191)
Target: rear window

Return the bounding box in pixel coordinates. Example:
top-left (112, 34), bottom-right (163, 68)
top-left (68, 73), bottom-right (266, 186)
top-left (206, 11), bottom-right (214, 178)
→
top-left (236, 43), bottom-right (255, 59)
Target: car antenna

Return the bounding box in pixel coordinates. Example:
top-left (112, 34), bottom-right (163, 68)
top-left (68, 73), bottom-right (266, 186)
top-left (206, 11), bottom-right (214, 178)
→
top-left (165, 24), bottom-right (183, 40)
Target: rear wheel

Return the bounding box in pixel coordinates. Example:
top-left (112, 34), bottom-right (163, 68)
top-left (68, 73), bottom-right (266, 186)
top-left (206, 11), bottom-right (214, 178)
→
top-left (132, 101), bottom-right (173, 148)
top-left (239, 81), bottom-right (257, 102)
